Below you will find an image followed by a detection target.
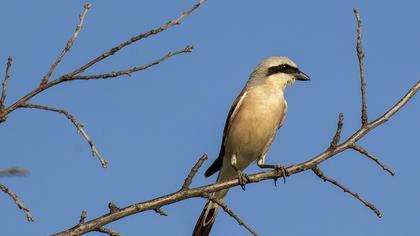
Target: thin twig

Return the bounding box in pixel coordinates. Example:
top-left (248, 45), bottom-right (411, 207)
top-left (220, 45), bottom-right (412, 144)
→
top-left (19, 103), bottom-right (108, 168)
top-left (154, 207), bottom-right (168, 216)
top-left (0, 57), bottom-right (13, 116)
top-left (95, 227), bottom-right (121, 236)
top-left (40, 3), bottom-right (91, 85)
top-left (328, 112), bottom-right (344, 150)
top-left (203, 193), bottom-right (259, 236)
top-left (67, 0), bottom-right (206, 77)
top-left (354, 8), bottom-right (368, 127)
top-left (1, 0), bottom-right (204, 122)
top-left (312, 166), bottom-right (382, 217)
top-left (73, 45), bottom-right (193, 80)
top-left (0, 167), bottom-right (29, 177)
top-left (351, 144), bottom-right (395, 176)
top-left (0, 183), bottom-right (34, 221)
top-left (181, 154), bottom-right (208, 190)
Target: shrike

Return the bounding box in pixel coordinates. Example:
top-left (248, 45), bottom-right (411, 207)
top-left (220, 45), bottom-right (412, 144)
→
top-left (192, 56), bottom-right (310, 236)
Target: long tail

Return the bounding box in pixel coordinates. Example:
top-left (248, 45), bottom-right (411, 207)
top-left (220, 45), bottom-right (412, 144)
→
top-left (192, 199), bottom-right (220, 236)
top-left (192, 187), bottom-right (229, 236)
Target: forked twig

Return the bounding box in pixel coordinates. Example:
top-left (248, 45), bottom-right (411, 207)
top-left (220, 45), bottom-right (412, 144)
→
top-left (40, 3), bottom-right (91, 85)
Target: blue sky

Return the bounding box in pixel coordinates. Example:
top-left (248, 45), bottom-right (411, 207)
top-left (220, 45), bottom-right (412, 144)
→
top-left (0, 0), bottom-right (419, 235)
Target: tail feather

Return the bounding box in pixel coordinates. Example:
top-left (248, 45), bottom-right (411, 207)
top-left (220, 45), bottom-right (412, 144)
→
top-left (192, 200), bottom-right (220, 236)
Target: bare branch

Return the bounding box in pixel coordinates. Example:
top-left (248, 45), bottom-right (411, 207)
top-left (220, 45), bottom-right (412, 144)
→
top-left (203, 193), bottom-right (259, 236)
top-left (351, 144), bottom-right (395, 176)
top-left (40, 3), bottom-right (91, 85)
top-left (328, 112), bottom-right (344, 150)
top-left (0, 167), bottom-right (29, 177)
top-left (95, 227), bottom-right (121, 236)
top-left (19, 103), bottom-right (108, 168)
top-left (67, 0), bottom-right (206, 77)
top-left (0, 183), bottom-right (34, 222)
top-left (154, 207), bottom-right (168, 216)
top-left (354, 8), bottom-right (368, 127)
top-left (72, 45), bottom-right (193, 80)
top-left (181, 154), bottom-right (208, 190)
top-left (0, 57), bottom-right (13, 117)
top-left (53, 79), bottom-right (419, 236)
top-left (1, 0), bottom-right (205, 121)
top-left (312, 166), bottom-right (382, 217)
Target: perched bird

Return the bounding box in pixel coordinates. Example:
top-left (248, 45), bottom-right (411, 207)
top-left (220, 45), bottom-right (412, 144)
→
top-left (192, 56), bottom-right (310, 236)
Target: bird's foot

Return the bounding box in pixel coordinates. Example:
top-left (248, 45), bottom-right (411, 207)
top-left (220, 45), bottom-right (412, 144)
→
top-left (258, 164), bottom-right (288, 184)
top-left (236, 170), bottom-right (250, 191)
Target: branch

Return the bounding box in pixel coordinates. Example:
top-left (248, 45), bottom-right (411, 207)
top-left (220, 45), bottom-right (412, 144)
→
top-left (72, 45), bottom-right (193, 80)
top-left (19, 103), bottom-right (108, 168)
top-left (354, 8), bottom-right (368, 127)
top-left (203, 193), bottom-right (259, 236)
top-left (351, 144), bottom-right (395, 176)
top-left (328, 112), bottom-right (344, 150)
top-left (0, 167), bottom-right (29, 177)
top-left (0, 183), bottom-right (34, 222)
top-left (312, 166), bottom-right (382, 217)
top-left (40, 3), bottom-right (91, 85)
top-left (0, 57), bottom-right (12, 118)
top-left (95, 227), bottom-right (121, 236)
top-left (66, 0), bottom-right (206, 77)
top-left (53, 80), bottom-right (419, 236)
top-left (181, 154), bottom-right (208, 190)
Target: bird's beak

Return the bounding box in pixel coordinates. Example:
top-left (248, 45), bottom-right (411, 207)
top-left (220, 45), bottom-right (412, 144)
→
top-left (295, 71), bottom-right (310, 81)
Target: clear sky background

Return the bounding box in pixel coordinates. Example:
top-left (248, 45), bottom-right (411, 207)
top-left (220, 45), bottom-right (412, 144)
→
top-left (0, 0), bottom-right (419, 235)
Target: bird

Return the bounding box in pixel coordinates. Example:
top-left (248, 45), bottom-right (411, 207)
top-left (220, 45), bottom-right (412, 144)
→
top-left (192, 56), bottom-right (310, 236)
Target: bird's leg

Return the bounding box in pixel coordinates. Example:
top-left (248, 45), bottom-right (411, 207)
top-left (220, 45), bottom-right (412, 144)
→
top-left (257, 155), bottom-right (288, 184)
top-left (231, 154), bottom-right (249, 191)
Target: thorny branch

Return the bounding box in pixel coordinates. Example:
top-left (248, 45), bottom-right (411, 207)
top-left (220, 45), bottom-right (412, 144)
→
top-left (53, 8), bottom-right (420, 235)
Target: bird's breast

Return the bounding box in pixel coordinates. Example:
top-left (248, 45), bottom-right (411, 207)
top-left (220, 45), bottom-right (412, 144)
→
top-left (224, 86), bottom-right (286, 168)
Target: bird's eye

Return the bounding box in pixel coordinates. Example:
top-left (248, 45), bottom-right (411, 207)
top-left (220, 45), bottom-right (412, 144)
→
top-left (281, 65), bottom-right (289, 71)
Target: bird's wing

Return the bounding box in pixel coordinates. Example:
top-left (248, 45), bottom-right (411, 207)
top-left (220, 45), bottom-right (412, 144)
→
top-left (278, 100), bottom-right (288, 129)
top-left (204, 90), bottom-right (248, 177)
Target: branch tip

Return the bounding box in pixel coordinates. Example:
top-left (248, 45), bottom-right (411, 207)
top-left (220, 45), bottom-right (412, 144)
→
top-left (351, 144), bottom-right (395, 176)
top-left (181, 154), bottom-right (208, 190)
top-left (312, 166), bottom-right (382, 218)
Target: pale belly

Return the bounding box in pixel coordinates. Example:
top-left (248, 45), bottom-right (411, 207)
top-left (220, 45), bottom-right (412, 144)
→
top-left (223, 94), bottom-right (285, 171)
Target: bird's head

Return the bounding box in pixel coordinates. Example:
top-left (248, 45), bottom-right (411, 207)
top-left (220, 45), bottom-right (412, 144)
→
top-left (250, 56), bottom-right (310, 89)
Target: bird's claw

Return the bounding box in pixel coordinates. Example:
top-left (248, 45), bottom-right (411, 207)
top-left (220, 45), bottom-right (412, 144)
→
top-left (273, 165), bottom-right (288, 184)
top-left (237, 170), bottom-right (249, 191)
